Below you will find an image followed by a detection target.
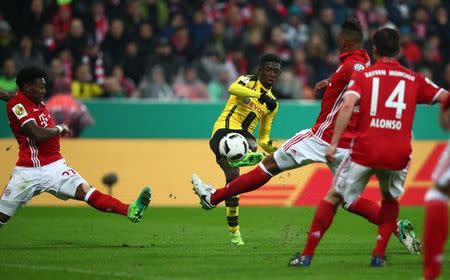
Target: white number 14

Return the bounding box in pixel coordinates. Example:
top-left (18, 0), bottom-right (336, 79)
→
top-left (370, 78), bottom-right (406, 119)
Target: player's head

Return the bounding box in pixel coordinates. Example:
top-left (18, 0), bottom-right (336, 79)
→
top-left (338, 18), bottom-right (363, 52)
top-left (373, 27), bottom-right (400, 58)
top-left (16, 66), bottom-right (47, 104)
top-left (257, 54), bottom-right (281, 88)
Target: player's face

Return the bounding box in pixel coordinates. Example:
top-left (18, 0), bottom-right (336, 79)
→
top-left (259, 62), bottom-right (281, 88)
top-left (26, 78), bottom-right (46, 104)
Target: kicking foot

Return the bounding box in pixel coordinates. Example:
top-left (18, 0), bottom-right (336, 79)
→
top-left (128, 187), bottom-right (151, 223)
top-left (370, 256), bottom-right (385, 267)
top-left (230, 231), bottom-right (245, 245)
top-left (229, 152), bottom-right (265, 168)
top-left (191, 174), bottom-right (216, 210)
top-left (397, 219), bottom-right (421, 254)
top-left (288, 254), bottom-right (312, 267)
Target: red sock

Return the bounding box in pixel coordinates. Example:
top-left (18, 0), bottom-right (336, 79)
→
top-left (301, 200), bottom-right (337, 256)
top-left (86, 190), bottom-right (129, 216)
top-left (424, 199), bottom-right (448, 280)
top-left (347, 197), bottom-right (398, 235)
top-left (211, 166), bottom-right (271, 205)
top-left (372, 199), bottom-right (399, 258)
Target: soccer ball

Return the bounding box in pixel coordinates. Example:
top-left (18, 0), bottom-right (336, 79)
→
top-left (219, 133), bottom-right (249, 161)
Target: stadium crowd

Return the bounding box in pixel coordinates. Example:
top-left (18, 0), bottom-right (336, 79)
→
top-left (0, 0), bottom-right (449, 101)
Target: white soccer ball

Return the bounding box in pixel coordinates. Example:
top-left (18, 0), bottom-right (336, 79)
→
top-left (219, 133), bottom-right (249, 161)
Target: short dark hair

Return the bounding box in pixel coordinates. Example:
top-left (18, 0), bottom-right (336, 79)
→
top-left (16, 67), bottom-right (47, 89)
top-left (259, 54), bottom-right (281, 66)
top-left (373, 27), bottom-right (400, 57)
top-left (341, 18), bottom-right (363, 44)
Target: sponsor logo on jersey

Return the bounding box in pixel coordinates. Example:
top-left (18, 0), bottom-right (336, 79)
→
top-left (353, 63), bottom-right (365, 71)
top-left (248, 101), bottom-right (265, 116)
top-left (12, 103), bottom-right (28, 119)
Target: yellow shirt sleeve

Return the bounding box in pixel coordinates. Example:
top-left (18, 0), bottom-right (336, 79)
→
top-left (257, 105), bottom-right (279, 153)
top-left (228, 75), bottom-right (261, 98)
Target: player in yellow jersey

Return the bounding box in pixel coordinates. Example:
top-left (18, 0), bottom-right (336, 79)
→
top-left (209, 54), bottom-right (281, 245)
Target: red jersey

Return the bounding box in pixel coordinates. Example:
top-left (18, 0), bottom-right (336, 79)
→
top-left (7, 91), bottom-right (62, 167)
top-left (345, 59), bottom-right (445, 170)
top-left (311, 49), bottom-right (371, 148)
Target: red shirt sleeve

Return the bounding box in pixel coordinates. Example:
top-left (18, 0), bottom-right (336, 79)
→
top-left (417, 75), bottom-right (445, 104)
top-left (7, 100), bottom-right (35, 127)
top-left (344, 71), bottom-right (364, 100)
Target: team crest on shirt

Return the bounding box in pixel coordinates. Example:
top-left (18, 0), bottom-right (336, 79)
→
top-left (353, 64), bottom-right (365, 71)
top-left (243, 97), bottom-right (250, 104)
top-left (3, 189), bottom-right (11, 197)
top-left (12, 103), bottom-right (28, 120)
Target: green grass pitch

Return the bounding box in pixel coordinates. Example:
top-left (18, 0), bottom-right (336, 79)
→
top-left (0, 206), bottom-right (448, 279)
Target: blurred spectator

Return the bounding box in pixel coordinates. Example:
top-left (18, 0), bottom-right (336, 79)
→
top-left (273, 68), bottom-right (303, 100)
top-left (13, 35), bottom-right (45, 70)
top-left (147, 37), bottom-right (182, 84)
top-left (137, 65), bottom-right (175, 100)
top-left (442, 63), bottom-right (450, 89)
top-left (137, 22), bottom-right (155, 58)
top-left (171, 26), bottom-right (194, 62)
top-left (431, 6), bottom-right (450, 65)
top-left (411, 5), bottom-right (430, 42)
top-left (122, 41), bottom-right (146, 84)
top-left (194, 47), bottom-right (223, 83)
top-left (354, 0), bottom-right (375, 38)
top-left (189, 10), bottom-right (212, 53)
top-left (52, 3), bottom-right (73, 42)
top-left (263, 0), bottom-right (288, 26)
top-left (0, 19), bottom-right (14, 63)
top-left (71, 63), bottom-right (104, 99)
top-left (111, 65), bottom-right (136, 98)
top-left (101, 18), bottom-right (128, 66)
top-left (124, 0), bottom-right (145, 39)
top-left (21, 0), bottom-right (49, 40)
top-left (85, 0), bottom-right (109, 44)
top-left (373, 6), bottom-right (396, 30)
top-left (173, 65), bottom-right (208, 100)
top-left (282, 6), bottom-right (309, 49)
top-left (161, 12), bottom-right (186, 40)
top-left (244, 28), bottom-right (264, 72)
top-left (202, 0), bottom-right (226, 24)
top-left (416, 35), bottom-right (441, 81)
top-left (46, 57), bottom-right (67, 98)
top-left (269, 25), bottom-right (291, 64)
top-left (39, 23), bottom-right (58, 63)
top-left (330, 0), bottom-right (350, 25)
top-left (58, 48), bottom-right (74, 81)
top-left (225, 44), bottom-right (247, 78)
top-left (305, 33), bottom-right (330, 86)
top-left (386, 0), bottom-right (410, 27)
top-left (60, 18), bottom-right (88, 62)
top-left (400, 26), bottom-right (422, 68)
top-left (311, 7), bottom-right (339, 52)
top-left (207, 66), bottom-right (230, 101)
top-left (291, 48), bottom-right (310, 87)
top-left (0, 58), bottom-right (17, 93)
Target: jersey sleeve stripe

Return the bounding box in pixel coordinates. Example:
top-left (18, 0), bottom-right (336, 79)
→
top-left (343, 90), bottom-right (361, 99)
top-left (432, 88), bottom-right (446, 104)
top-left (20, 118), bottom-right (36, 127)
top-left (225, 105), bottom-right (238, 129)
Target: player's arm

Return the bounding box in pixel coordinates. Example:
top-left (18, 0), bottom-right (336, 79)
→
top-left (313, 78), bottom-right (330, 96)
top-left (0, 90), bottom-right (13, 102)
top-left (257, 107), bottom-right (279, 153)
top-left (326, 93), bottom-right (359, 162)
top-left (22, 121), bottom-right (70, 143)
top-left (439, 91), bottom-right (450, 130)
top-left (229, 75), bottom-right (268, 99)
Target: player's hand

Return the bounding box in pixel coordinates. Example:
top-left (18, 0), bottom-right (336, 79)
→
top-left (325, 144), bottom-right (337, 162)
top-left (313, 79), bottom-right (330, 96)
top-left (56, 124), bottom-right (71, 137)
top-left (258, 93), bottom-right (277, 111)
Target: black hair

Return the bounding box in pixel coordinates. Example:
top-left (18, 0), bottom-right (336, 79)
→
top-left (341, 18), bottom-right (363, 44)
top-left (259, 54), bottom-right (281, 67)
top-left (373, 27), bottom-right (400, 57)
top-left (16, 67), bottom-right (47, 90)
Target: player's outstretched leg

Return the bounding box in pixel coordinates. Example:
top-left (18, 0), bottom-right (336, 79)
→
top-left (423, 188), bottom-right (448, 280)
top-left (127, 187), bottom-right (152, 223)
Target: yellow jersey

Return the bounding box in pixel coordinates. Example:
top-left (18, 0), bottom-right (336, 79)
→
top-left (212, 75), bottom-right (278, 153)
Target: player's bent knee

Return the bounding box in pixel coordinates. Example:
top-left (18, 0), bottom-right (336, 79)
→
top-left (74, 183), bottom-right (93, 201)
top-left (324, 190), bottom-right (342, 206)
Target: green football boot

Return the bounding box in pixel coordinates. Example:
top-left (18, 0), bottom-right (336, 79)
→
top-left (397, 219), bottom-right (421, 254)
top-left (128, 187), bottom-right (152, 223)
top-left (229, 152), bottom-right (265, 168)
top-left (230, 231), bottom-right (245, 245)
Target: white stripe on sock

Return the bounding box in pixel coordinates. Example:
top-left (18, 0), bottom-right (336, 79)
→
top-left (425, 189), bottom-right (449, 202)
top-left (84, 188), bottom-right (97, 202)
top-left (258, 162), bottom-right (273, 177)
